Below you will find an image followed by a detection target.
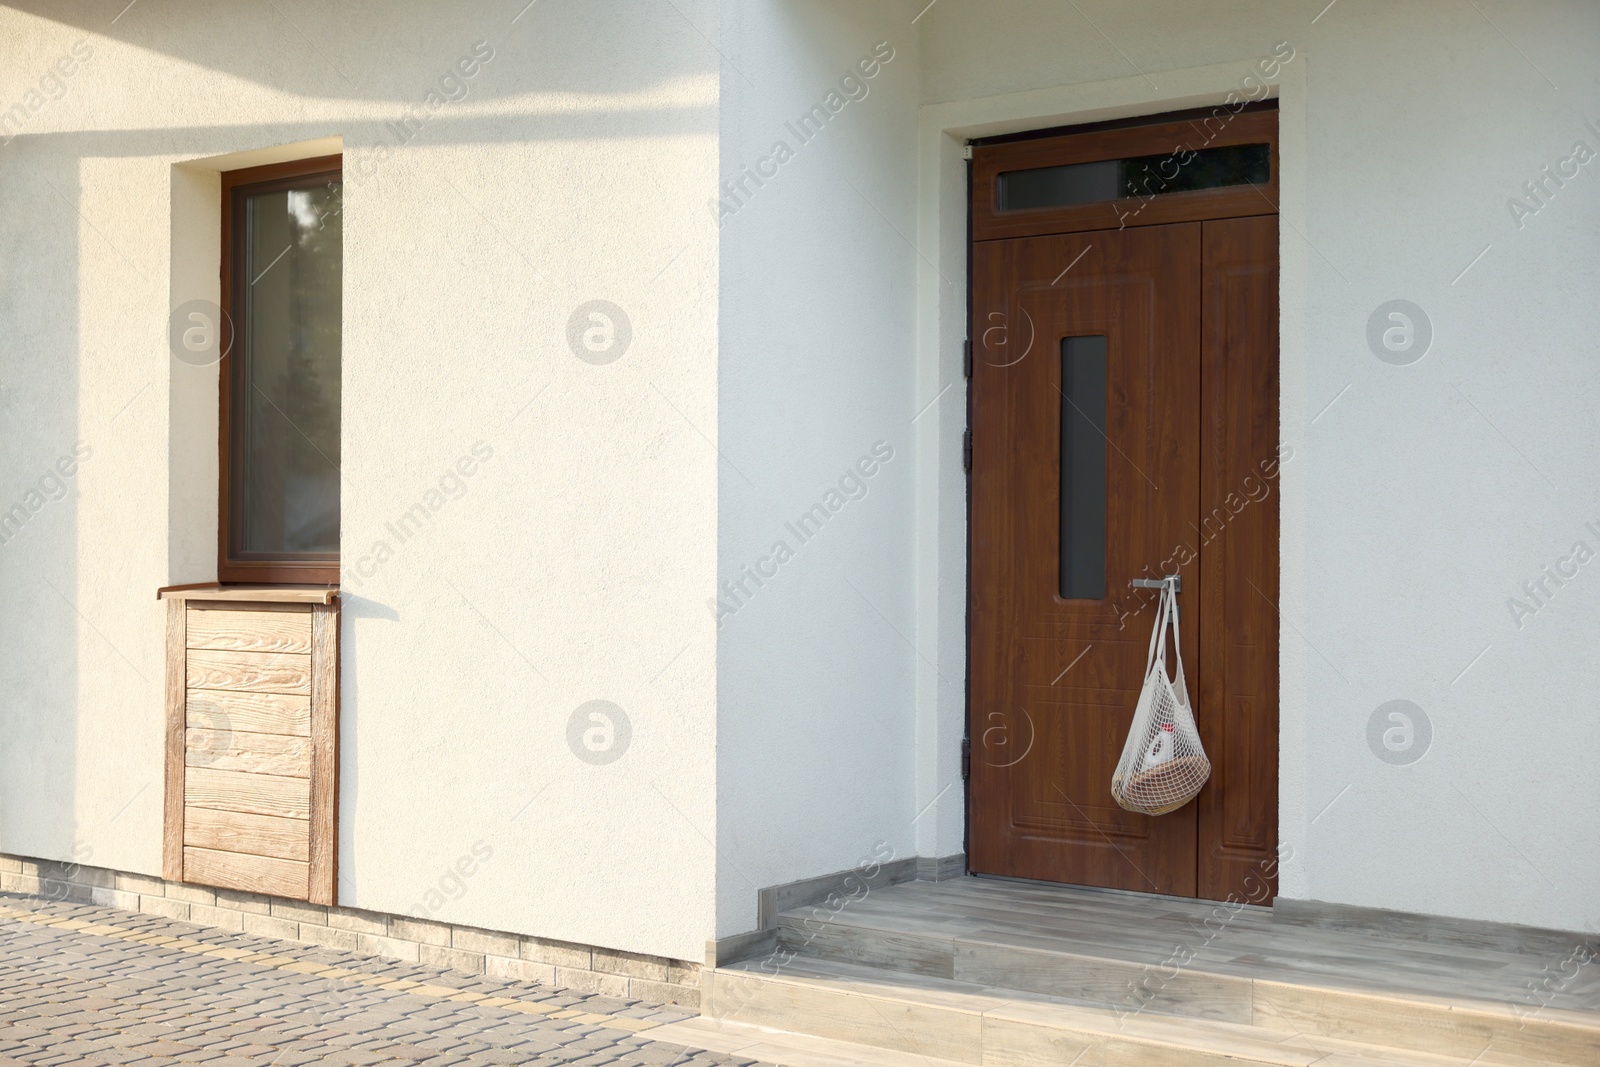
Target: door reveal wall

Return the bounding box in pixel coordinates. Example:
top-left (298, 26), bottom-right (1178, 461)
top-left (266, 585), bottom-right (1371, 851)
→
top-left (160, 587), bottom-right (339, 905)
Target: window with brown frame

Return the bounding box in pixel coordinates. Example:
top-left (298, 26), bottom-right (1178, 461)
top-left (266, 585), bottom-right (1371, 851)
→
top-left (219, 155), bottom-right (343, 585)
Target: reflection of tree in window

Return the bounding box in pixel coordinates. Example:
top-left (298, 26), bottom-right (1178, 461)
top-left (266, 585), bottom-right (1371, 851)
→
top-left (242, 181), bottom-right (342, 555)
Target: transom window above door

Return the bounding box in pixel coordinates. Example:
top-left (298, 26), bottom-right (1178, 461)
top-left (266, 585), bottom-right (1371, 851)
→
top-left (971, 106), bottom-right (1278, 240)
top-left (997, 142), bottom-right (1270, 212)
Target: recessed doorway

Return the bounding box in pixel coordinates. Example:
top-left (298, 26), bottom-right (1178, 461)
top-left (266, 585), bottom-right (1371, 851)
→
top-left (966, 107), bottom-right (1281, 903)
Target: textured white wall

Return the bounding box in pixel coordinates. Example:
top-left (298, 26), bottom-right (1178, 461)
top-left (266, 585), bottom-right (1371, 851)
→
top-left (0, 0), bottom-right (721, 961)
top-left (917, 0), bottom-right (1600, 933)
top-left (3, 0), bottom-right (1595, 955)
top-left (714, 1), bottom-right (926, 935)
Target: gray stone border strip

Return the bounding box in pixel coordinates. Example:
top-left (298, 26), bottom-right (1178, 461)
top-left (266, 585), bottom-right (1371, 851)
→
top-left (0, 896), bottom-right (665, 1032)
top-left (0, 852), bottom-right (701, 1009)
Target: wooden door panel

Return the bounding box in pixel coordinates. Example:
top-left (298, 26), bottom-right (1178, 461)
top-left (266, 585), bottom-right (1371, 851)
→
top-left (969, 225), bottom-right (1202, 896)
top-left (1015, 633), bottom-right (1145, 690)
top-left (1196, 215), bottom-right (1280, 901)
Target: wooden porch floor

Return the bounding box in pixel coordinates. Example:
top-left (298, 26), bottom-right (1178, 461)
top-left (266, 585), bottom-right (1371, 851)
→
top-left (792, 874), bottom-right (1600, 1015)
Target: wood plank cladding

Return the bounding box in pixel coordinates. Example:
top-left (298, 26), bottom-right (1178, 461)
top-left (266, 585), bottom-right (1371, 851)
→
top-left (185, 766), bottom-right (311, 820)
top-left (186, 690), bottom-right (310, 736)
top-left (184, 845), bottom-right (308, 899)
top-left (163, 595), bottom-right (338, 905)
top-left (183, 806), bottom-right (311, 862)
top-left (186, 607), bottom-right (313, 654)
top-left (186, 649), bottom-right (312, 695)
top-left (185, 728), bottom-right (311, 777)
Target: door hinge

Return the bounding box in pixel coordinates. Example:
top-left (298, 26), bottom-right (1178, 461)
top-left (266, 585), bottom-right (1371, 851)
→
top-left (963, 339), bottom-right (973, 379)
top-left (962, 430), bottom-right (972, 472)
top-left (961, 738), bottom-right (971, 779)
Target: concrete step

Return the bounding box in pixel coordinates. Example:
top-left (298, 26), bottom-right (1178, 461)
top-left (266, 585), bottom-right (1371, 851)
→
top-left (774, 912), bottom-right (1600, 1065)
top-left (706, 953), bottom-right (1598, 1067)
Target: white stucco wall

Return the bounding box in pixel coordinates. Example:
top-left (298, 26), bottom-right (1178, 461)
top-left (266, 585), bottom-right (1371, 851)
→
top-left (0, 0), bottom-right (721, 962)
top-left (3, 0), bottom-right (1595, 955)
top-left (914, 0), bottom-right (1600, 933)
top-left (713, 1), bottom-right (931, 936)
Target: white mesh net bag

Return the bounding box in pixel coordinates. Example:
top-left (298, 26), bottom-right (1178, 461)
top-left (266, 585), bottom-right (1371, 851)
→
top-left (1111, 581), bottom-right (1210, 815)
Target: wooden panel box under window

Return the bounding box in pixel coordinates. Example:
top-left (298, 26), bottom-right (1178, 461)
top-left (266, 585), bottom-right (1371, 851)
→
top-left (159, 586), bottom-right (339, 905)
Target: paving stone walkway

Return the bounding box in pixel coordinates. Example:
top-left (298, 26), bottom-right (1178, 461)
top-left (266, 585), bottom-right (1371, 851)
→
top-left (0, 893), bottom-right (763, 1067)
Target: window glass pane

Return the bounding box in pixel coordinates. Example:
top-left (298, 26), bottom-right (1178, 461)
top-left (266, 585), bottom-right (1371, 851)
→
top-left (239, 180), bottom-right (342, 556)
top-left (999, 142), bottom-right (1270, 212)
top-left (1060, 336), bottom-right (1107, 600)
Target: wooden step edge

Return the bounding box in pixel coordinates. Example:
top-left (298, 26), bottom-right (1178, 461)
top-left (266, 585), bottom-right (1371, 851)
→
top-left (984, 996), bottom-right (1504, 1067)
top-left (711, 960), bottom-right (1327, 1066)
top-left (713, 966), bottom-right (1312, 1062)
top-left (974, 935), bottom-right (1600, 1030)
top-left (1250, 974), bottom-right (1600, 1033)
top-left (649, 1017), bottom-right (976, 1067)
top-left (709, 957), bottom-right (991, 1062)
top-left (1270, 897), bottom-right (1600, 959)
top-left (717, 954), bottom-right (990, 1008)
top-left (777, 914), bottom-right (1600, 1031)
top-left (774, 893), bottom-right (1574, 979)
top-left (712, 957), bottom-right (1600, 1067)
top-left (1249, 978), bottom-right (1600, 1067)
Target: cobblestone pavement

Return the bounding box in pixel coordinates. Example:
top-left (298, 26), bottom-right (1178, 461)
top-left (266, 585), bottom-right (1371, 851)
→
top-left (0, 893), bottom-right (765, 1067)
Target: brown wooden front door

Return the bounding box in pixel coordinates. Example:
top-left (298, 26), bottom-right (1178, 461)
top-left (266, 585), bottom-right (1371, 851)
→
top-left (967, 111), bottom-right (1281, 903)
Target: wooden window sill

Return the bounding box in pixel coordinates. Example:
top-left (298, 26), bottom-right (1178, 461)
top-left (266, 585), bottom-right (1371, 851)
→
top-left (157, 583), bottom-right (339, 605)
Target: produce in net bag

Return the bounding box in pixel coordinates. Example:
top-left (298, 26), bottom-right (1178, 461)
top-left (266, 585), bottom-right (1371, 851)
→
top-left (1111, 580), bottom-right (1210, 815)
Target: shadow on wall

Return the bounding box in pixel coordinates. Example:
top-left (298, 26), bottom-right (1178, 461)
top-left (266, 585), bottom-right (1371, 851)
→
top-left (1, 0), bottom-right (714, 102)
top-left (0, 0), bottom-right (723, 880)
top-left (0, 154), bottom-right (80, 870)
top-left (334, 592), bottom-right (400, 901)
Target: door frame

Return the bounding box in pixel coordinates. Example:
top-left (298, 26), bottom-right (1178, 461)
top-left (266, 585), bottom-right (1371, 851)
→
top-left (909, 56), bottom-right (1309, 900)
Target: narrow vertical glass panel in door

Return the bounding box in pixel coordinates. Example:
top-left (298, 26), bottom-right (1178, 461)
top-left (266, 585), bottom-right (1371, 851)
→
top-left (1060, 336), bottom-right (1107, 600)
top-left (240, 182), bottom-right (342, 555)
